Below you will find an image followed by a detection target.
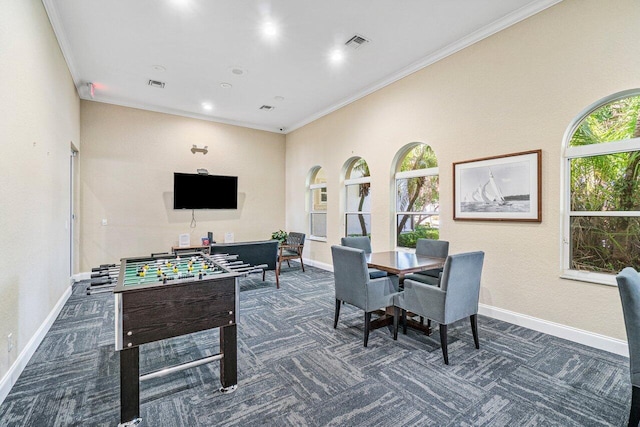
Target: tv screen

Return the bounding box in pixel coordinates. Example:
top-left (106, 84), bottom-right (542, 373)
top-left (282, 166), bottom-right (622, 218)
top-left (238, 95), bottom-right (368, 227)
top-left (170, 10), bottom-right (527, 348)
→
top-left (173, 173), bottom-right (238, 209)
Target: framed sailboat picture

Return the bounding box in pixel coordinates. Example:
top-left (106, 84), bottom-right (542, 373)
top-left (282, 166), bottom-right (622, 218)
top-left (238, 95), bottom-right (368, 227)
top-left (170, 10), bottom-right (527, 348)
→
top-left (453, 149), bottom-right (542, 222)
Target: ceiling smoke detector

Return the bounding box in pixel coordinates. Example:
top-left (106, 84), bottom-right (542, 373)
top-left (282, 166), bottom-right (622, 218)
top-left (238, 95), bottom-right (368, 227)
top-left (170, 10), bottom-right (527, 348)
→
top-left (148, 79), bottom-right (166, 88)
top-left (259, 105), bottom-right (275, 111)
top-left (345, 34), bottom-right (370, 49)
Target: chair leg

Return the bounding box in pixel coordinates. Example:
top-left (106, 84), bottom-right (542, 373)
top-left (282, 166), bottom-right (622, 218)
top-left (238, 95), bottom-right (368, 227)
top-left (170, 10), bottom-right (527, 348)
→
top-left (630, 385), bottom-right (640, 427)
top-left (364, 312), bottom-right (371, 347)
top-left (402, 309), bottom-right (407, 335)
top-left (393, 307), bottom-right (399, 340)
top-left (275, 268), bottom-right (280, 289)
top-left (334, 299), bottom-right (341, 329)
top-left (299, 255), bottom-right (305, 272)
top-left (470, 314), bottom-right (479, 349)
top-left (287, 260), bottom-right (291, 267)
top-left (262, 270), bottom-right (266, 281)
top-left (439, 324), bottom-right (449, 365)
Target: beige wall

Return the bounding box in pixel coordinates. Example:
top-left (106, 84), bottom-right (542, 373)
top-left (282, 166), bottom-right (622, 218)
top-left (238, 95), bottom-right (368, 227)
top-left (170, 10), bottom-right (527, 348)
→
top-left (0, 0), bottom-right (80, 379)
top-left (79, 101), bottom-right (286, 270)
top-left (285, 0), bottom-right (640, 340)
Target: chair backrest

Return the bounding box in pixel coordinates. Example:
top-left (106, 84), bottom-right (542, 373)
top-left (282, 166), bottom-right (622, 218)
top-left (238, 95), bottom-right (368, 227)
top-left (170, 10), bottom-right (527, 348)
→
top-left (340, 236), bottom-right (372, 253)
top-left (440, 251), bottom-right (484, 324)
top-left (415, 239), bottom-right (449, 259)
top-left (331, 245), bottom-right (370, 307)
top-left (287, 232), bottom-right (305, 248)
top-left (617, 267), bottom-right (640, 386)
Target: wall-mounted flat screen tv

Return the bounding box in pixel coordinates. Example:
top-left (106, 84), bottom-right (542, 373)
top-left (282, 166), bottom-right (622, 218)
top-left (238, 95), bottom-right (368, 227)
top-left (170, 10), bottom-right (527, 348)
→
top-left (173, 172), bottom-right (238, 209)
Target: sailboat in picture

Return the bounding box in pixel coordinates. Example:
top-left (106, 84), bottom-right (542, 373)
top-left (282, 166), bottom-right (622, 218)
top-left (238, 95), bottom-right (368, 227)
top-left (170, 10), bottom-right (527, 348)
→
top-left (481, 169), bottom-right (509, 206)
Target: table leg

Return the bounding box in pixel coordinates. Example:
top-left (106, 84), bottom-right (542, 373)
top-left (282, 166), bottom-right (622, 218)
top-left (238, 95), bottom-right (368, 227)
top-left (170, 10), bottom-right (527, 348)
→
top-left (219, 324), bottom-right (237, 393)
top-left (120, 347), bottom-right (140, 424)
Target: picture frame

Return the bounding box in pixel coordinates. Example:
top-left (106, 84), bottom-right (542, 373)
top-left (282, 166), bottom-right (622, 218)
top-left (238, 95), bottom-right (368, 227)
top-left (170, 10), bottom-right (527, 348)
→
top-left (453, 149), bottom-right (541, 222)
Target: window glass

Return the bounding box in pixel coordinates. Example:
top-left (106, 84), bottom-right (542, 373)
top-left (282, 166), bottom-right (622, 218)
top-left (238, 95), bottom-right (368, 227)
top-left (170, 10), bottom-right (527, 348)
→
top-left (345, 158), bottom-right (371, 237)
top-left (308, 167), bottom-right (328, 239)
top-left (395, 144), bottom-right (439, 248)
top-left (564, 92), bottom-right (640, 276)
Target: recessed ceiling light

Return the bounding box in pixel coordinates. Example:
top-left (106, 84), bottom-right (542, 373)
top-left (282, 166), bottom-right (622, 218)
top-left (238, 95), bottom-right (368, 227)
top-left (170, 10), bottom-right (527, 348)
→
top-left (152, 65), bottom-right (166, 72)
top-left (220, 82), bottom-right (232, 89)
top-left (202, 102), bottom-right (213, 111)
top-left (330, 49), bottom-right (345, 64)
top-left (260, 105), bottom-right (275, 111)
top-left (263, 21), bottom-right (278, 38)
top-left (274, 96), bottom-right (285, 101)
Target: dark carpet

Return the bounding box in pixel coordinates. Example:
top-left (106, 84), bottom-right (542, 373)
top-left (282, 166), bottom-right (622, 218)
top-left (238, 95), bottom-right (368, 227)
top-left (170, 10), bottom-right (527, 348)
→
top-left (0, 265), bottom-right (631, 426)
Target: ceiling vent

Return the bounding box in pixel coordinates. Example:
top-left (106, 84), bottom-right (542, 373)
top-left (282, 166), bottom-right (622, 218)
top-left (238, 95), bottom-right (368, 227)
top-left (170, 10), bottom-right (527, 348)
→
top-left (345, 34), bottom-right (370, 49)
top-left (260, 105), bottom-right (275, 111)
top-left (148, 79), bottom-right (165, 88)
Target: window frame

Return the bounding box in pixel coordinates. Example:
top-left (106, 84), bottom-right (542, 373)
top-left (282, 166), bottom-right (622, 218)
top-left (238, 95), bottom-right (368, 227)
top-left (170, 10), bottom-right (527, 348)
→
top-left (308, 171), bottom-right (327, 242)
top-left (344, 175), bottom-right (372, 238)
top-left (561, 89), bottom-right (640, 286)
top-left (394, 160), bottom-right (439, 248)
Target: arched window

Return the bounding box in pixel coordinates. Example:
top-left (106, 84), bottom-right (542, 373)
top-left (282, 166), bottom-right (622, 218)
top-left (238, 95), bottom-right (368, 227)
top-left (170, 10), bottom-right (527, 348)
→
top-left (563, 90), bottom-right (640, 284)
top-left (344, 157), bottom-right (371, 237)
top-left (308, 167), bottom-right (327, 240)
top-left (394, 144), bottom-right (439, 248)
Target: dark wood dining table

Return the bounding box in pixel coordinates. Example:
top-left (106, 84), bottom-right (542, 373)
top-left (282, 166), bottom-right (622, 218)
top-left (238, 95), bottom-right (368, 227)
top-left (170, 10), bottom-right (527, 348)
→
top-left (365, 251), bottom-right (445, 277)
top-left (365, 251), bottom-right (446, 334)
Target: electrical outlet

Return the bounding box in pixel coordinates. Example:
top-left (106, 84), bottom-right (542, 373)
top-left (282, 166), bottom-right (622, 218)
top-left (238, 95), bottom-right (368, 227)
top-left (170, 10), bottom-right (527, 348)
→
top-left (7, 333), bottom-right (13, 353)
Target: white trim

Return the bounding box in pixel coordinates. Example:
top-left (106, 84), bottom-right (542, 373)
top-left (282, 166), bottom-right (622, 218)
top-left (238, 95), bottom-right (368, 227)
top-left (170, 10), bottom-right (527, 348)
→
top-left (0, 285), bottom-right (73, 405)
top-left (478, 303), bottom-right (628, 356)
top-left (565, 137), bottom-right (640, 158)
top-left (308, 236), bottom-right (327, 242)
top-left (309, 183), bottom-right (327, 190)
top-left (344, 177), bottom-right (371, 186)
top-left (74, 271), bottom-right (91, 281)
top-left (569, 211), bottom-right (640, 217)
top-left (560, 270), bottom-right (617, 286)
top-left (303, 257), bottom-right (333, 272)
top-left (395, 167), bottom-right (439, 179)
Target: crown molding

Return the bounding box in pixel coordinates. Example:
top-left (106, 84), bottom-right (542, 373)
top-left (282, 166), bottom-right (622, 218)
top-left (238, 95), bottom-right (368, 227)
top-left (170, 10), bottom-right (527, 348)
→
top-left (287, 0), bottom-right (563, 132)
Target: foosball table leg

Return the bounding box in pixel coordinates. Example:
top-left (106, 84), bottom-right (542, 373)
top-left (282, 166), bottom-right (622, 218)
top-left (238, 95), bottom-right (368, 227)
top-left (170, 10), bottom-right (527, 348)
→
top-left (120, 347), bottom-right (141, 425)
top-left (219, 324), bottom-right (237, 393)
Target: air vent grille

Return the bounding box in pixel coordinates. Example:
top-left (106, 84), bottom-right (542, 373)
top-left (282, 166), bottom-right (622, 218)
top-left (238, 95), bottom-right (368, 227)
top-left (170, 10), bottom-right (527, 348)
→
top-left (260, 105), bottom-right (275, 111)
top-left (345, 34), bottom-right (370, 49)
top-left (148, 79), bottom-right (166, 88)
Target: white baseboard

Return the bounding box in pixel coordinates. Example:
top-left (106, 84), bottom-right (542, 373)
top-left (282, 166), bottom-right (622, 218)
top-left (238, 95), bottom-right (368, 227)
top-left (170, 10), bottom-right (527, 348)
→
top-left (0, 285), bottom-right (73, 405)
top-left (74, 271), bottom-right (91, 281)
top-left (478, 303), bottom-right (628, 357)
top-left (306, 258), bottom-right (627, 356)
top-left (301, 257), bottom-right (333, 272)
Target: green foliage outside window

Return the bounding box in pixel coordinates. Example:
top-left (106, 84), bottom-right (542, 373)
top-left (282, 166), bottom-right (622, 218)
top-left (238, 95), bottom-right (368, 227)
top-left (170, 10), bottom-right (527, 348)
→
top-left (397, 225), bottom-right (440, 248)
top-left (569, 95), bottom-right (640, 273)
top-left (396, 145), bottom-right (440, 247)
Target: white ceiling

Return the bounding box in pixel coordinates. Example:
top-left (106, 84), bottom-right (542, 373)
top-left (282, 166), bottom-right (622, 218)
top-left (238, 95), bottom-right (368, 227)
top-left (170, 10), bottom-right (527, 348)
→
top-left (43, 0), bottom-right (560, 133)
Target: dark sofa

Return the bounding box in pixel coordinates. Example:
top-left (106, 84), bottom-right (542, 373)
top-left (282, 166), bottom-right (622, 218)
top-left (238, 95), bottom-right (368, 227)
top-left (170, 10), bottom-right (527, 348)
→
top-left (210, 240), bottom-right (280, 288)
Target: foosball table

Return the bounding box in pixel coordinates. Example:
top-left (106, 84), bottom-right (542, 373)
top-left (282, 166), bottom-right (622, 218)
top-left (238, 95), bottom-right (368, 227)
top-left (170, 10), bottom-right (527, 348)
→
top-left (114, 251), bottom-right (264, 426)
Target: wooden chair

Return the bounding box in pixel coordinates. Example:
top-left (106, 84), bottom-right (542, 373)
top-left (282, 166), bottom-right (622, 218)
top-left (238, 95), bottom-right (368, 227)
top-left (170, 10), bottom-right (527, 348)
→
top-left (278, 232), bottom-right (306, 273)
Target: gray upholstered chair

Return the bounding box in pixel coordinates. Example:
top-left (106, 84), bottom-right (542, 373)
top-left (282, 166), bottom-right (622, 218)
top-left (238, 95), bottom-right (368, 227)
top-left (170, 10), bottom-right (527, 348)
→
top-left (404, 238), bottom-right (449, 286)
top-left (616, 267), bottom-right (640, 427)
top-left (331, 245), bottom-right (401, 347)
top-left (394, 251), bottom-right (484, 364)
top-left (341, 236), bottom-right (388, 279)
top-left (278, 232), bottom-right (305, 273)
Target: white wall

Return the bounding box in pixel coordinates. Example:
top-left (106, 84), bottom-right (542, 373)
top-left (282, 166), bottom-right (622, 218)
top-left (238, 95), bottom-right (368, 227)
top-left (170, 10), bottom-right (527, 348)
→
top-left (0, 0), bottom-right (80, 385)
top-left (80, 101), bottom-right (286, 270)
top-left (285, 0), bottom-right (640, 340)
